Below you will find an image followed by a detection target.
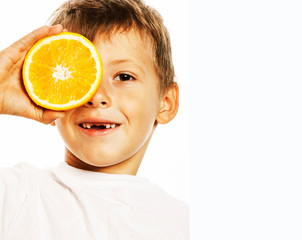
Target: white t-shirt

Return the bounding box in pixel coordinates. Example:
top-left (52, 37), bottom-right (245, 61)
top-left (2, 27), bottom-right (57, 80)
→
top-left (0, 162), bottom-right (189, 240)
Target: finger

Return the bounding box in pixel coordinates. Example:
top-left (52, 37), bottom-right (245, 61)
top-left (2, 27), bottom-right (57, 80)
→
top-left (47, 24), bottom-right (64, 36)
top-left (12, 25), bottom-right (63, 53)
top-left (1, 25), bottom-right (63, 65)
top-left (41, 110), bottom-right (65, 124)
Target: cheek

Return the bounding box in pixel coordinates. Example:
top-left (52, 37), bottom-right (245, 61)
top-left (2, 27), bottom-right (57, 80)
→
top-left (55, 115), bottom-right (74, 142)
top-left (56, 120), bottom-right (69, 143)
top-left (123, 92), bottom-right (159, 125)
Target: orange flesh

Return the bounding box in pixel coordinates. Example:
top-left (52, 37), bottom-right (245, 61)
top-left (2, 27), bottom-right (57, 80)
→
top-left (28, 39), bottom-right (98, 105)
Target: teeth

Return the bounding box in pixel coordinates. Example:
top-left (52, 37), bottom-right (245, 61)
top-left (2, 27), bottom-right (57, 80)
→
top-left (82, 123), bottom-right (91, 129)
top-left (81, 123), bottom-right (119, 129)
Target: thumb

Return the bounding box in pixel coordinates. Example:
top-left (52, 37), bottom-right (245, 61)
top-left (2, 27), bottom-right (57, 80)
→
top-left (40, 110), bottom-right (65, 125)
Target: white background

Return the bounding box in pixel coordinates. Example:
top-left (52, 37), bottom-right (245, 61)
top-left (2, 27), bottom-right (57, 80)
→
top-left (0, 0), bottom-right (190, 207)
top-left (191, 0), bottom-right (302, 239)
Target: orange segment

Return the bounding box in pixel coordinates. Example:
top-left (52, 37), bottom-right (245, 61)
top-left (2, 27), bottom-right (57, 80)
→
top-left (22, 32), bottom-right (103, 110)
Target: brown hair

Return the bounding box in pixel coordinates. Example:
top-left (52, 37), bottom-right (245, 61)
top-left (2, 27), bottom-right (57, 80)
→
top-left (49, 0), bottom-right (175, 95)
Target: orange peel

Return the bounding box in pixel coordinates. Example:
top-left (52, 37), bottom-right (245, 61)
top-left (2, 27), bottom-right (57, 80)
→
top-left (23, 32), bottom-right (102, 110)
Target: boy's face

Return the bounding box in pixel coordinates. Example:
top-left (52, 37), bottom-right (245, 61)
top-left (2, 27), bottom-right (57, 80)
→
top-left (55, 29), bottom-right (162, 173)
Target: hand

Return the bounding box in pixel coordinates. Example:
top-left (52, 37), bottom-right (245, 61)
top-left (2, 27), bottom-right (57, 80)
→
top-left (0, 25), bottom-right (66, 124)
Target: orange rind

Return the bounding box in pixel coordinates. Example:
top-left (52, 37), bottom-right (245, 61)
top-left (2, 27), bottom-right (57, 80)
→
top-left (23, 32), bottom-right (102, 110)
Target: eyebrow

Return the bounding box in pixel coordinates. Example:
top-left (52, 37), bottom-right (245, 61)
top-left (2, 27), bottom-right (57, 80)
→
top-left (109, 59), bottom-right (145, 73)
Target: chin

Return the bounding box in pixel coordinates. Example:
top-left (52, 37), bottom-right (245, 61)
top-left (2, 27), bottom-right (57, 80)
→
top-left (82, 155), bottom-right (123, 168)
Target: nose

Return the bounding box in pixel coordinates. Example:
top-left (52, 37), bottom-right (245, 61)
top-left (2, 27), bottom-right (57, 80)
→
top-left (84, 82), bottom-right (111, 108)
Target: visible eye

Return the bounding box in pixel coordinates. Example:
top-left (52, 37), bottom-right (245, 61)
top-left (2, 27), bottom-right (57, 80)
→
top-left (114, 73), bottom-right (135, 81)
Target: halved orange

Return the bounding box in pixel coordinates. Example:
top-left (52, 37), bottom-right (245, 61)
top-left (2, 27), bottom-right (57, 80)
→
top-left (23, 32), bottom-right (102, 110)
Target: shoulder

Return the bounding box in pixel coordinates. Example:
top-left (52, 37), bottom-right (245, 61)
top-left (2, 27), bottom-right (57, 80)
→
top-left (148, 183), bottom-right (189, 210)
top-left (134, 183), bottom-right (189, 238)
top-left (0, 162), bottom-right (42, 234)
top-left (0, 162), bottom-right (46, 199)
top-left (0, 162), bottom-right (65, 193)
top-left (0, 162), bottom-right (39, 183)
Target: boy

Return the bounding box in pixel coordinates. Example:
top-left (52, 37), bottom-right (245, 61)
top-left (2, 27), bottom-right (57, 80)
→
top-left (0, 0), bottom-right (188, 239)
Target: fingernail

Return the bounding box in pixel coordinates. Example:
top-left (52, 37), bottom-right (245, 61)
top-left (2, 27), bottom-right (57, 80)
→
top-left (51, 24), bottom-right (63, 31)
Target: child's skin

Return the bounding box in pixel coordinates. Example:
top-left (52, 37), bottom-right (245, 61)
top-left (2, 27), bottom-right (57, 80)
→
top-left (0, 25), bottom-right (179, 175)
top-left (0, 25), bottom-right (65, 123)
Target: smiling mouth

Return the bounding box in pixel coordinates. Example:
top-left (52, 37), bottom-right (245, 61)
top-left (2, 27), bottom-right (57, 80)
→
top-left (79, 123), bottom-right (121, 130)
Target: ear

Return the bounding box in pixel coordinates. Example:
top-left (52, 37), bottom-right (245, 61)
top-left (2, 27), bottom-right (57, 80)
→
top-left (156, 82), bottom-right (179, 124)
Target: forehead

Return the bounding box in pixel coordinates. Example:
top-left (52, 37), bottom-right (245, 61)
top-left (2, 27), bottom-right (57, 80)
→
top-left (93, 29), bottom-right (155, 70)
